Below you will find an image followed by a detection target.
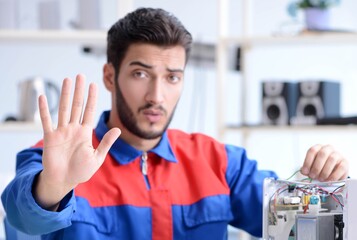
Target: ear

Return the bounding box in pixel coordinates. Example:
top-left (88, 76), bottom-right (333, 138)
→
top-left (103, 63), bottom-right (116, 91)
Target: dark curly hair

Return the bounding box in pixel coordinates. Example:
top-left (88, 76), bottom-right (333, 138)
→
top-left (107, 8), bottom-right (193, 75)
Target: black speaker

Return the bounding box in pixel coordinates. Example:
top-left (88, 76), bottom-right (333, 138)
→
top-left (262, 81), bottom-right (298, 125)
top-left (295, 81), bottom-right (340, 120)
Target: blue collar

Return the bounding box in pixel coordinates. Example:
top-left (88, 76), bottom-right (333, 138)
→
top-left (95, 111), bottom-right (177, 165)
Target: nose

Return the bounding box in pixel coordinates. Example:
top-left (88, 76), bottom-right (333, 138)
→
top-left (145, 78), bottom-right (164, 105)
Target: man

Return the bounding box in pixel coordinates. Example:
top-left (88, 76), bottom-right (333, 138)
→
top-left (1, 8), bottom-right (348, 240)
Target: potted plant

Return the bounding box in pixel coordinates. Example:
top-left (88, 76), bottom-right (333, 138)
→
top-left (287, 0), bottom-right (341, 30)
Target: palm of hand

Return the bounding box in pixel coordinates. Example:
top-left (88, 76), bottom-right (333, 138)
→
top-left (38, 75), bottom-right (120, 190)
top-left (42, 124), bottom-right (97, 187)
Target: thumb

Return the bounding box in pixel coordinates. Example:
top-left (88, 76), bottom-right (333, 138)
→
top-left (95, 128), bottom-right (121, 162)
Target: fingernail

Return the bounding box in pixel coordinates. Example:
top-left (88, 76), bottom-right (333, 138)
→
top-left (310, 173), bottom-right (316, 179)
top-left (301, 167), bottom-right (308, 175)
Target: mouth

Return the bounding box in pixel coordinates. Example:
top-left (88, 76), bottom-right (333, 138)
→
top-left (142, 108), bottom-right (164, 123)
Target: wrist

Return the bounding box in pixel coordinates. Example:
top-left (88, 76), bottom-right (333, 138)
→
top-left (33, 171), bottom-right (75, 211)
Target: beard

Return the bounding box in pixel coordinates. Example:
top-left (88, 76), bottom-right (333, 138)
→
top-left (114, 78), bottom-right (176, 140)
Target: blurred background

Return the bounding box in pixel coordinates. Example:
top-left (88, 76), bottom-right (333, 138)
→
top-left (1, 0), bottom-right (357, 239)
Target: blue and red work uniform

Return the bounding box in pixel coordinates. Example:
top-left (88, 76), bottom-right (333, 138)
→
top-left (1, 111), bottom-right (277, 239)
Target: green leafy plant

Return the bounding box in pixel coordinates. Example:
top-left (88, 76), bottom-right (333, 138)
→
top-left (288, 0), bottom-right (341, 17)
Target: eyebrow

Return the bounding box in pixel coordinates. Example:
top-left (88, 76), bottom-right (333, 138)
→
top-left (129, 61), bottom-right (184, 73)
top-left (130, 61), bottom-right (152, 69)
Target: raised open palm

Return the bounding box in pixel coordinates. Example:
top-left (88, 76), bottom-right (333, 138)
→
top-left (35, 74), bottom-right (120, 210)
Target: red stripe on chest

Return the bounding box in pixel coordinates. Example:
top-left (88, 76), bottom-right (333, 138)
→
top-left (75, 134), bottom-right (149, 207)
top-left (75, 131), bottom-right (230, 207)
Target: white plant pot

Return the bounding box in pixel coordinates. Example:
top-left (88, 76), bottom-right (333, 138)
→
top-left (304, 8), bottom-right (331, 31)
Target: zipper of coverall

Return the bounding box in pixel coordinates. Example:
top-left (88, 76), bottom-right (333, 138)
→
top-left (142, 152), bottom-right (151, 189)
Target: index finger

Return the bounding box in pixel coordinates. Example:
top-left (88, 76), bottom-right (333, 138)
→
top-left (300, 144), bottom-right (322, 176)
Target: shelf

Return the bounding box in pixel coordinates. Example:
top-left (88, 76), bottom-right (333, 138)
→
top-left (0, 122), bottom-right (43, 132)
top-left (225, 124), bottom-right (357, 133)
top-left (220, 32), bottom-right (357, 47)
top-left (216, 29), bottom-right (357, 140)
top-left (0, 30), bottom-right (216, 62)
top-left (0, 30), bottom-right (107, 45)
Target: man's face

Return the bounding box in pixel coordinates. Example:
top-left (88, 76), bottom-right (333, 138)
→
top-left (115, 43), bottom-right (186, 139)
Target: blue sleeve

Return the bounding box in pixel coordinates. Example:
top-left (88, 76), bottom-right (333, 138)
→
top-left (1, 147), bottom-right (76, 235)
top-left (225, 144), bottom-right (278, 237)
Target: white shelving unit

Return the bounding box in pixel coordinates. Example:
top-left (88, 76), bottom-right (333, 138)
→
top-left (0, 0), bottom-right (134, 133)
top-left (221, 32), bottom-right (357, 46)
top-left (227, 124), bottom-right (357, 147)
top-left (0, 2), bottom-right (134, 239)
top-left (216, 31), bottom-right (357, 140)
top-left (216, 1), bottom-right (357, 239)
top-left (0, 0), bottom-right (133, 43)
top-left (0, 29), bottom-right (107, 134)
top-left (216, 0), bottom-right (357, 141)
top-left (0, 122), bottom-right (42, 132)
top-left (0, 30), bottom-right (107, 44)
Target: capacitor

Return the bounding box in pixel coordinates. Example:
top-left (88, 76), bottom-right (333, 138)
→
top-left (303, 194), bottom-right (310, 205)
top-left (309, 195), bottom-right (320, 205)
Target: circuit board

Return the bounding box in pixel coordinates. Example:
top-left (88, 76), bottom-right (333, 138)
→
top-left (262, 178), bottom-right (347, 240)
